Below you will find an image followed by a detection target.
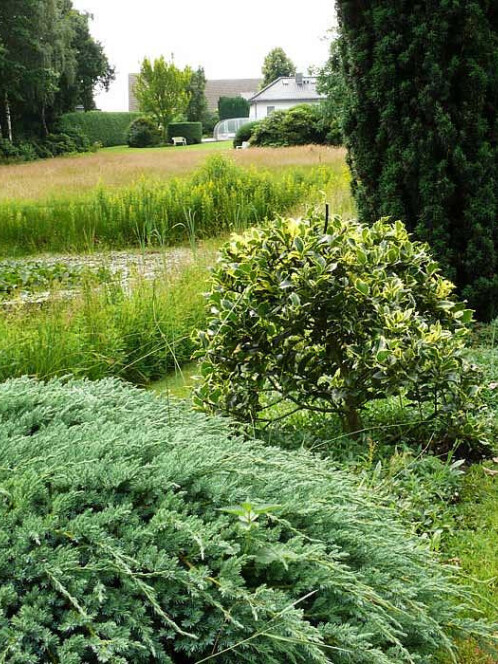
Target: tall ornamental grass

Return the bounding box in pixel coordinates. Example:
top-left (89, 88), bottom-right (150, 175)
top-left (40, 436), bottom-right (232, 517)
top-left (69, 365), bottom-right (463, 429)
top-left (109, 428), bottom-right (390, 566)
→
top-left (0, 376), bottom-right (494, 663)
top-left (0, 251), bottom-right (213, 384)
top-left (0, 155), bottom-right (344, 256)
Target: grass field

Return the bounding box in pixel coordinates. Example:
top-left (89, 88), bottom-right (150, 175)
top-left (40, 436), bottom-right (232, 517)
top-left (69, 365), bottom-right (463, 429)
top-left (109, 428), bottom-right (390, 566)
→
top-left (0, 152), bottom-right (352, 256)
top-left (0, 143), bottom-right (347, 201)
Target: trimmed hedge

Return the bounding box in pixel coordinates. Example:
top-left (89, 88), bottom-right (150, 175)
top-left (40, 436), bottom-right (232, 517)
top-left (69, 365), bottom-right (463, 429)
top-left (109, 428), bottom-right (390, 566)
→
top-left (60, 111), bottom-right (141, 147)
top-left (167, 121), bottom-right (202, 145)
top-left (0, 376), bottom-right (493, 663)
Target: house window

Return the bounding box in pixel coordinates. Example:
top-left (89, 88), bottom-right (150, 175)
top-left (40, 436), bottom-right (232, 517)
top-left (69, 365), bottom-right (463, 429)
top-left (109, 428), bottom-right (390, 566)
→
top-left (267, 106), bottom-right (275, 116)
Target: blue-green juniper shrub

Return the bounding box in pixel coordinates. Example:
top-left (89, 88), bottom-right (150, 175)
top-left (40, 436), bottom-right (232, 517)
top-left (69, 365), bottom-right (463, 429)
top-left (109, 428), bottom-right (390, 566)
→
top-left (0, 377), bottom-right (495, 662)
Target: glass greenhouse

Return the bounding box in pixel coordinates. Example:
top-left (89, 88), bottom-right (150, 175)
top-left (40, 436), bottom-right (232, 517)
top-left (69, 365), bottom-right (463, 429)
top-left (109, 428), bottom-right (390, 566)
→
top-left (213, 117), bottom-right (251, 141)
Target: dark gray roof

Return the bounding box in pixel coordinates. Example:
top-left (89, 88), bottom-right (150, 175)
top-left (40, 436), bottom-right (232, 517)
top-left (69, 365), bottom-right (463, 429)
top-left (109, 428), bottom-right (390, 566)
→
top-left (249, 76), bottom-right (324, 103)
top-left (128, 74), bottom-right (261, 112)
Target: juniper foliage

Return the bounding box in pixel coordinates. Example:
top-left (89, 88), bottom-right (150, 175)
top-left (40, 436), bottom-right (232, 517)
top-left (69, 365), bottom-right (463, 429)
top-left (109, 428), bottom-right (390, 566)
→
top-left (335, 1), bottom-right (498, 320)
top-left (0, 377), bottom-right (493, 663)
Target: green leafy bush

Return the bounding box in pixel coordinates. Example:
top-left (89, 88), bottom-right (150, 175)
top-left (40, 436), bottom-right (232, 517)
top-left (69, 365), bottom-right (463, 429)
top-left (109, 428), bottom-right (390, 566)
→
top-left (0, 139), bottom-right (35, 163)
top-left (126, 116), bottom-right (162, 148)
top-left (0, 133), bottom-right (86, 163)
top-left (0, 376), bottom-right (493, 663)
top-left (62, 126), bottom-right (92, 152)
top-left (61, 111), bottom-right (141, 147)
top-left (201, 110), bottom-right (219, 136)
top-left (233, 120), bottom-right (260, 148)
top-left (195, 214), bottom-right (483, 449)
top-left (251, 104), bottom-right (329, 147)
top-left (42, 133), bottom-right (78, 156)
top-left (167, 121), bottom-right (202, 145)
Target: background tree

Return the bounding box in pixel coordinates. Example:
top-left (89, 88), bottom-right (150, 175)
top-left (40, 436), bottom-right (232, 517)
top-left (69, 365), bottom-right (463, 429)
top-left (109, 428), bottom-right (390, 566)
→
top-left (134, 57), bottom-right (191, 141)
top-left (185, 66), bottom-right (208, 123)
top-left (0, 0), bottom-right (114, 142)
top-left (261, 47), bottom-right (296, 87)
top-left (336, 1), bottom-right (498, 320)
top-left (0, 0), bottom-right (46, 140)
top-left (56, 10), bottom-right (114, 113)
top-left (317, 37), bottom-right (346, 145)
top-left (217, 96), bottom-right (249, 120)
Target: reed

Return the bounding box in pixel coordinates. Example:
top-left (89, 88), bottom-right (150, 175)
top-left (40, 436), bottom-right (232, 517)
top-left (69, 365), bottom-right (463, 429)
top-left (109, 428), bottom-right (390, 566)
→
top-left (0, 247), bottom-right (216, 384)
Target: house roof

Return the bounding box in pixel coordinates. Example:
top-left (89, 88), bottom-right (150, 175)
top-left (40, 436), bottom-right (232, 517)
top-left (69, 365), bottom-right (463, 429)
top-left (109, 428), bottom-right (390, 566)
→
top-left (205, 79), bottom-right (262, 111)
top-left (128, 74), bottom-right (262, 113)
top-left (248, 76), bottom-right (324, 103)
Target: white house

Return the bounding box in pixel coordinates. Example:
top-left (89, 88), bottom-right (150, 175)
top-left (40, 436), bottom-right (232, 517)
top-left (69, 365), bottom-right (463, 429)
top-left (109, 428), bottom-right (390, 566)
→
top-left (248, 74), bottom-right (325, 121)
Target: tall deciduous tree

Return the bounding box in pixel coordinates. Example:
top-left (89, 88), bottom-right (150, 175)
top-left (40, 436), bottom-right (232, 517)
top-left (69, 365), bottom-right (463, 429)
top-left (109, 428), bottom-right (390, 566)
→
top-left (261, 47), bottom-right (296, 87)
top-left (0, 0), bottom-right (45, 140)
top-left (56, 10), bottom-right (114, 113)
top-left (134, 57), bottom-right (191, 140)
top-left (0, 0), bottom-right (114, 141)
top-left (186, 66), bottom-right (208, 123)
top-left (336, 1), bottom-right (498, 320)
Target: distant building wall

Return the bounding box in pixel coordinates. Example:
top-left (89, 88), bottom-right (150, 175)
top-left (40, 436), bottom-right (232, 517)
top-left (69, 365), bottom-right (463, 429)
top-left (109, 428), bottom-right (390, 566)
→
top-left (128, 74), bottom-right (139, 112)
top-left (249, 99), bottom-right (322, 121)
top-left (248, 75), bottom-right (325, 121)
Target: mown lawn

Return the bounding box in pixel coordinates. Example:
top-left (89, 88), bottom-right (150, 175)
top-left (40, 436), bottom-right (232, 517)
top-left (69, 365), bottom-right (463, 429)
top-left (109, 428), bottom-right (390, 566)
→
top-left (101, 140), bottom-right (233, 155)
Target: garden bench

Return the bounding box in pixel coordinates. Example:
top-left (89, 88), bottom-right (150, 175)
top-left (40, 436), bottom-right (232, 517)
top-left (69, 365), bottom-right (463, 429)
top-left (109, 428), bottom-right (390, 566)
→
top-left (171, 136), bottom-right (187, 146)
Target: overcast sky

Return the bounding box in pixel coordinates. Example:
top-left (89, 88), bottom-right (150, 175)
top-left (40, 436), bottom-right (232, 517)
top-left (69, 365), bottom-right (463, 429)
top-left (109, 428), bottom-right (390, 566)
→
top-left (71, 0), bottom-right (337, 111)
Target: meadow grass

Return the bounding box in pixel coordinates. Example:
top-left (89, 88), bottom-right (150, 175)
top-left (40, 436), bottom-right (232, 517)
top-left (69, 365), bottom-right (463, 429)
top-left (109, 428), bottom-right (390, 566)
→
top-left (0, 154), bottom-right (353, 256)
top-left (0, 144), bottom-right (347, 201)
top-left (447, 465), bottom-right (498, 664)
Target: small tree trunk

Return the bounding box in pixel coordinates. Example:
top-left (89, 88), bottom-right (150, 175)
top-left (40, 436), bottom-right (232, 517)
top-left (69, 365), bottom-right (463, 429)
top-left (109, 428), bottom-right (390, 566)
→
top-left (5, 93), bottom-right (13, 142)
top-left (343, 396), bottom-right (362, 437)
top-left (41, 102), bottom-right (49, 137)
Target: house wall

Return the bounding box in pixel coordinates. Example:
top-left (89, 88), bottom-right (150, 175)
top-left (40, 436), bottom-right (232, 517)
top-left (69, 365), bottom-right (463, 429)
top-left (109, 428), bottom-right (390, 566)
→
top-left (249, 99), bottom-right (321, 121)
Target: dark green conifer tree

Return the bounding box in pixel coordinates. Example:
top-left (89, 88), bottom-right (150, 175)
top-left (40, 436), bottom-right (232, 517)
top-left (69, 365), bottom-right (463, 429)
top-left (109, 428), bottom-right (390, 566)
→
top-left (186, 66), bottom-right (208, 123)
top-left (336, 1), bottom-right (498, 319)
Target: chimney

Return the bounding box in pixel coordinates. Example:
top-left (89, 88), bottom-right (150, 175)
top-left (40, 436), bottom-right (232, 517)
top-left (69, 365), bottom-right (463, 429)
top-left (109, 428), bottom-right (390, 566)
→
top-left (295, 72), bottom-right (303, 85)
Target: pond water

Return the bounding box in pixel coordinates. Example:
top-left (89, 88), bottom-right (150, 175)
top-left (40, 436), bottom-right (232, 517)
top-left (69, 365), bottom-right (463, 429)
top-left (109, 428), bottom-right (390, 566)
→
top-left (149, 362), bottom-right (199, 399)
